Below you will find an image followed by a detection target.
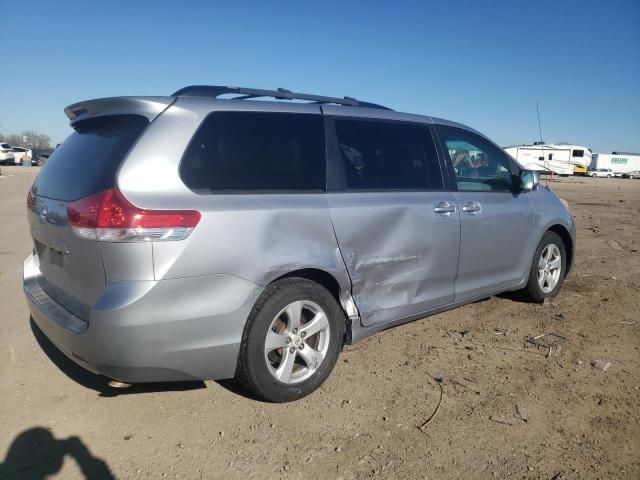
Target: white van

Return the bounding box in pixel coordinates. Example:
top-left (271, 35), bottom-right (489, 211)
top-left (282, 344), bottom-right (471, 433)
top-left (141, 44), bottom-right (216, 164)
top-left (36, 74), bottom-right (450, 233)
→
top-left (591, 152), bottom-right (640, 175)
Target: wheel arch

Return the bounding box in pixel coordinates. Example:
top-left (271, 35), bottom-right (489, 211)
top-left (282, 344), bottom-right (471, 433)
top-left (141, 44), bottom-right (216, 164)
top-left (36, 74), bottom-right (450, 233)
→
top-left (274, 268), bottom-right (355, 344)
top-left (547, 224), bottom-right (574, 273)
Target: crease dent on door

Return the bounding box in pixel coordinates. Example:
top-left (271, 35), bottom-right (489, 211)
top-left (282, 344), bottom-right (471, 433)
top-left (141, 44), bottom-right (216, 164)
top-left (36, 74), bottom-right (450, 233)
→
top-left (336, 203), bottom-right (443, 321)
top-left (328, 218), bottom-right (362, 324)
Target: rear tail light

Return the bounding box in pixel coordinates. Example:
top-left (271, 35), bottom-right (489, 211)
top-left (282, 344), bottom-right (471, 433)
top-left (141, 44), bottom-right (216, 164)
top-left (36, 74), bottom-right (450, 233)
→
top-left (27, 190), bottom-right (35, 210)
top-left (66, 188), bottom-right (201, 242)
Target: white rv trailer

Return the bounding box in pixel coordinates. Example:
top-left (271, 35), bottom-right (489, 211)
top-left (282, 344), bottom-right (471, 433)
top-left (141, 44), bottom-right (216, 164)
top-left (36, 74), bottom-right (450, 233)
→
top-left (504, 143), bottom-right (592, 175)
top-left (591, 152), bottom-right (640, 175)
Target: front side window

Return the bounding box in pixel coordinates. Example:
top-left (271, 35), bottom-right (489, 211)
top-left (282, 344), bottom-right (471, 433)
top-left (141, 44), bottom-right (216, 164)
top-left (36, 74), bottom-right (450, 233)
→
top-left (180, 112), bottom-right (326, 192)
top-left (333, 118), bottom-right (442, 190)
top-left (439, 127), bottom-right (514, 192)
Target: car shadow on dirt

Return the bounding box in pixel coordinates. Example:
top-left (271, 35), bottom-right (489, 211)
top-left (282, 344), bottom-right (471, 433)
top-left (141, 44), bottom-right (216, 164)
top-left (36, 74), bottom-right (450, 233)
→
top-left (30, 318), bottom-right (206, 397)
top-left (214, 378), bottom-right (266, 401)
top-left (495, 290), bottom-right (534, 303)
top-left (0, 427), bottom-right (114, 480)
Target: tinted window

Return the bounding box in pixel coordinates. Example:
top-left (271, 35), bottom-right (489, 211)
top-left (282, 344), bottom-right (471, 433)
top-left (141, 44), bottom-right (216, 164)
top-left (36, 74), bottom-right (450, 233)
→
top-left (333, 118), bottom-right (442, 190)
top-left (33, 115), bottom-right (148, 201)
top-left (439, 127), bottom-right (513, 192)
top-left (180, 112), bottom-right (325, 192)
top-left (13, 147), bottom-right (25, 152)
top-left (572, 149), bottom-right (584, 157)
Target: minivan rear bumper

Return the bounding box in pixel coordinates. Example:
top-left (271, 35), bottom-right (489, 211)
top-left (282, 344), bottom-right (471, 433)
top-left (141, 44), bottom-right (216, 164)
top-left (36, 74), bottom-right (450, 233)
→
top-left (24, 253), bottom-right (263, 383)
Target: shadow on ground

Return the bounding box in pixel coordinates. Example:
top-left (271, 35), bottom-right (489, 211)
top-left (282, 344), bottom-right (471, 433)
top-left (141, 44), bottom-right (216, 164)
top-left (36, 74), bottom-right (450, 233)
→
top-left (214, 378), bottom-right (265, 401)
top-left (30, 317), bottom-right (206, 397)
top-left (496, 290), bottom-right (534, 304)
top-left (0, 427), bottom-right (114, 480)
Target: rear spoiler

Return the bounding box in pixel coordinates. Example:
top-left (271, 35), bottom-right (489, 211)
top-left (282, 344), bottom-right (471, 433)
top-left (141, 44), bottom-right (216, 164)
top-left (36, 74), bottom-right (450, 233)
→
top-left (64, 96), bottom-right (176, 128)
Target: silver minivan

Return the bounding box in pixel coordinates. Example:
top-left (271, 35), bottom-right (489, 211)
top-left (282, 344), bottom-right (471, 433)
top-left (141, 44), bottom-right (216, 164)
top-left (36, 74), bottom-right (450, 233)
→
top-left (24, 85), bottom-right (575, 402)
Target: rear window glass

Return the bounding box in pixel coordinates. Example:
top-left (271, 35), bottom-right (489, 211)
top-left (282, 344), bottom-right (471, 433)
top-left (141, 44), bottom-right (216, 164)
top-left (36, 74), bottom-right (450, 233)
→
top-left (33, 115), bottom-right (148, 201)
top-left (179, 112), bottom-right (326, 192)
top-left (334, 118), bottom-right (442, 190)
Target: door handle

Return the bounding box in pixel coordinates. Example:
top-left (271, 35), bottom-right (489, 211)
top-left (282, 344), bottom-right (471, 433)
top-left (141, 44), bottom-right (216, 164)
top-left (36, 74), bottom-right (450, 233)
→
top-left (434, 201), bottom-right (456, 216)
top-left (461, 201), bottom-right (482, 215)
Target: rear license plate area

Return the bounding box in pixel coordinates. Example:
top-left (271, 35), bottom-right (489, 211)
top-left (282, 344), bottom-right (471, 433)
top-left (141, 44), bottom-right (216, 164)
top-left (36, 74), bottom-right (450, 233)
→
top-left (49, 248), bottom-right (64, 267)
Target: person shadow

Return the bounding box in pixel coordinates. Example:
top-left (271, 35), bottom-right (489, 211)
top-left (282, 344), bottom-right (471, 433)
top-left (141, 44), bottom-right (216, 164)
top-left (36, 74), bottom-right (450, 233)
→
top-left (0, 427), bottom-right (114, 479)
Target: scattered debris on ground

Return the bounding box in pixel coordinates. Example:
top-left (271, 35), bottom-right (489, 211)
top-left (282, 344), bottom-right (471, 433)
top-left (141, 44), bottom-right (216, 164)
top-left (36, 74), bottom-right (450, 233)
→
top-left (525, 332), bottom-right (567, 356)
top-left (591, 360), bottom-right (612, 372)
top-left (417, 374), bottom-right (444, 433)
top-left (488, 416), bottom-right (513, 426)
top-left (515, 403), bottom-right (528, 422)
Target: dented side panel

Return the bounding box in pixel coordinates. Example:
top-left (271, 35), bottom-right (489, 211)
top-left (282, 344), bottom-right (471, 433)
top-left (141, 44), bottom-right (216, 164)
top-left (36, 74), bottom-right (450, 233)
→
top-left (118, 99), bottom-right (357, 327)
top-left (152, 193), bottom-right (353, 298)
top-left (327, 192), bottom-right (461, 326)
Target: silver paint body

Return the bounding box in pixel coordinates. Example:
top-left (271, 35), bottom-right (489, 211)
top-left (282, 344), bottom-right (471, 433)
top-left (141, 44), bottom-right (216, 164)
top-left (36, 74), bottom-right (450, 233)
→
top-left (24, 95), bottom-right (575, 382)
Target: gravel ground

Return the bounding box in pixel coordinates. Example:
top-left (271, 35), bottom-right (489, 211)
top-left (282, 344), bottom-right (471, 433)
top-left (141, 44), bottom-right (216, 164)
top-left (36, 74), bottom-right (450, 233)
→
top-left (1, 166), bottom-right (639, 479)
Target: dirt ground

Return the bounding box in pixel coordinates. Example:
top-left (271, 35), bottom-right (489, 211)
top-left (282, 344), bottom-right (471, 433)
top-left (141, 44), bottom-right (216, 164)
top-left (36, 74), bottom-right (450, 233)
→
top-left (1, 165), bottom-right (639, 480)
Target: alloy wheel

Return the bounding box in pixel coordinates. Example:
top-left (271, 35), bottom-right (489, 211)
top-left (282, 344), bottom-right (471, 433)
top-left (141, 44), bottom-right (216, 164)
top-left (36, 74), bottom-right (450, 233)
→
top-left (264, 300), bottom-right (331, 384)
top-left (537, 244), bottom-right (562, 293)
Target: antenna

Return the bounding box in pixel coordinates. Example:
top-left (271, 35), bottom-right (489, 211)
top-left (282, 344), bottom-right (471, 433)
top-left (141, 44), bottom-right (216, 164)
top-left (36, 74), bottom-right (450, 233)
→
top-left (536, 102), bottom-right (551, 183)
top-left (536, 102), bottom-right (544, 143)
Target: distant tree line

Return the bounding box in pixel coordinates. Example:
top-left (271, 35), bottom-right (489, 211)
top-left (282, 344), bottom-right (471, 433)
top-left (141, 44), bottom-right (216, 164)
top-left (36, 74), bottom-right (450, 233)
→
top-left (0, 130), bottom-right (52, 149)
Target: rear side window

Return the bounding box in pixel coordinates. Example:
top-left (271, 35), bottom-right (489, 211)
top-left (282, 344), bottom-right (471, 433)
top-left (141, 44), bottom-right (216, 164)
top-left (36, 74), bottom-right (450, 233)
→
top-left (333, 118), bottom-right (442, 190)
top-left (33, 115), bottom-right (148, 201)
top-left (180, 112), bottom-right (326, 192)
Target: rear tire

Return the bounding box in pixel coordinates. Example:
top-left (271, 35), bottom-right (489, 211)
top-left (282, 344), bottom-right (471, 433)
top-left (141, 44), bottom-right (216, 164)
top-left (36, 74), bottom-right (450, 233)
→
top-left (236, 278), bottom-right (345, 402)
top-left (521, 231), bottom-right (567, 303)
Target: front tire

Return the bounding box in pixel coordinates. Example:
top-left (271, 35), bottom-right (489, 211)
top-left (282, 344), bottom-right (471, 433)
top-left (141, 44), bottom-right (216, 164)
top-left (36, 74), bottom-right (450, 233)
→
top-left (236, 278), bottom-right (345, 402)
top-left (521, 231), bottom-right (567, 303)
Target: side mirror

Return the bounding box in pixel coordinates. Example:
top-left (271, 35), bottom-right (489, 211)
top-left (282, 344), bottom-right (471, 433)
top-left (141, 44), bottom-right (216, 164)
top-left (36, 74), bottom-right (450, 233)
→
top-left (520, 170), bottom-right (539, 192)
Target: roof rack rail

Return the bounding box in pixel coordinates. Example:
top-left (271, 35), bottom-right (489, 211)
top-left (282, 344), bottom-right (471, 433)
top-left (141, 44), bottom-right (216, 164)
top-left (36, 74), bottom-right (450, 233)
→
top-left (171, 85), bottom-right (392, 110)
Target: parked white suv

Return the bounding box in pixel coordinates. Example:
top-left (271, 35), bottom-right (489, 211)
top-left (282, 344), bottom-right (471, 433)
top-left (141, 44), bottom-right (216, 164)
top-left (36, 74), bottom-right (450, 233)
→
top-left (12, 147), bottom-right (33, 165)
top-left (0, 143), bottom-right (15, 165)
top-left (589, 168), bottom-right (613, 178)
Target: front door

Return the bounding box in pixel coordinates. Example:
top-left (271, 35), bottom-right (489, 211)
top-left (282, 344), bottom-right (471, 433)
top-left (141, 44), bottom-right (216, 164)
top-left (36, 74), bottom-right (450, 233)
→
top-left (437, 126), bottom-right (534, 301)
top-left (325, 114), bottom-right (460, 326)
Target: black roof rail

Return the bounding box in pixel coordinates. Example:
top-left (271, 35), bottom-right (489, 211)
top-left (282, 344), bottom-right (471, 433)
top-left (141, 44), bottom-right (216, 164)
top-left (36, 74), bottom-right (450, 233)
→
top-left (171, 85), bottom-right (392, 110)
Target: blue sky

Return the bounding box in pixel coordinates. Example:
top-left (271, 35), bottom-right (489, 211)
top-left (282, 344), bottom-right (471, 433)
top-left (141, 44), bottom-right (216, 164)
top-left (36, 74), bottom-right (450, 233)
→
top-left (1, 0), bottom-right (638, 153)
